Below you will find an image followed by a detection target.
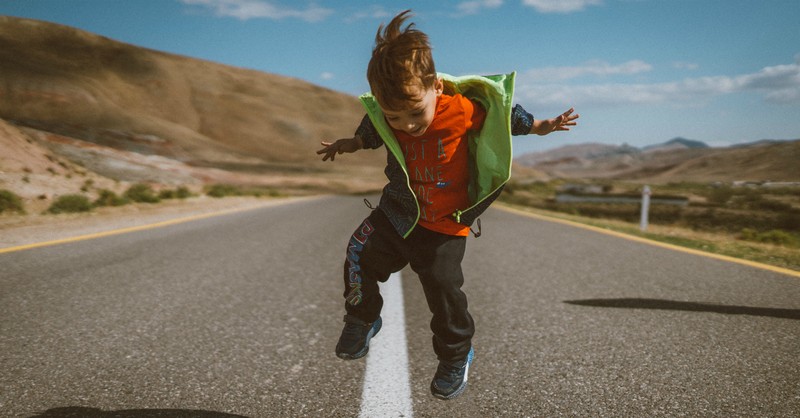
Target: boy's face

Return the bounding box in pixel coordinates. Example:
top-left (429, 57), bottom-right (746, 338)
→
top-left (380, 78), bottom-right (443, 137)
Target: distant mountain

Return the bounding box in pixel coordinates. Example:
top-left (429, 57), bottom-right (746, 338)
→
top-left (0, 16), bottom-right (384, 200)
top-left (513, 138), bottom-right (800, 183)
top-left (729, 139), bottom-right (793, 148)
top-left (642, 137), bottom-right (709, 152)
top-left (513, 142), bottom-right (639, 166)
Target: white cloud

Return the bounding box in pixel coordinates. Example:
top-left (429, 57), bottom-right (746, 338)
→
top-left (522, 0), bottom-right (602, 13)
top-left (672, 61), bottom-right (699, 71)
top-left (344, 5), bottom-right (390, 22)
top-left (516, 57), bottom-right (800, 107)
top-left (456, 0), bottom-right (504, 16)
top-left (521, 60), bottom-right (653, 82)
top-left (320, 72), bottom-right (335, 80)
top-left (181, 0), bottom-right (333, 22)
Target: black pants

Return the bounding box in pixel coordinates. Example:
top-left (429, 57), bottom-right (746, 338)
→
top-left (343, 209), bottom-right (474, 361)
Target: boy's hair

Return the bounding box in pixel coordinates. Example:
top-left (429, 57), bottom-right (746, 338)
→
top-left (367, 10), bottom-right (437, 110)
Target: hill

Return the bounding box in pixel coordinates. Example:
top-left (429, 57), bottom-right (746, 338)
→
top-left (641, 137), bottom-right (709, 152)
top-left (0, 16), bottom-right (384, 205)
top-left (514, 138), bottom-right (800, 183)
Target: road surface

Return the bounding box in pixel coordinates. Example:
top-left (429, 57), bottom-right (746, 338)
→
top-left (1, 195), bottom-right (798, 417)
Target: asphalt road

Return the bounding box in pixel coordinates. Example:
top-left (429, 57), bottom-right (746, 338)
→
top-left (1, 195), bottom-right (798, 417)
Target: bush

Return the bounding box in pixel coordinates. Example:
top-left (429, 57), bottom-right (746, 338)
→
top-left (206, 184), bottom-right (241, 198)
top-left (124, 183), bottom-right (160, 203)
top-left (705, 186), bottom-right (734, 206)
top-left (205, 184), bottom-right (283, 198)
top-left (158, 189), bottom-right (176, 199)
top-left (47, 194), bottom-right (92, 214)
top-left (0, 189), bottom-right (25, 214)
top-left (94, 189), bottom-right (129, 207)
top-left (739, 228), bottom-right (799, 247)
top-left (156, 186), bottom-right (192, 200)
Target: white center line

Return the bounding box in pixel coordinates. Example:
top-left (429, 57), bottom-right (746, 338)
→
top-left (359, 271), bottom-right (414, 418)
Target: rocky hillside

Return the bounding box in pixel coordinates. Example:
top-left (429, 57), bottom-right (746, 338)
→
top-left (514, 138), bottom-right (800, 183)
top-left (0, 16), bottom-right (384, 203)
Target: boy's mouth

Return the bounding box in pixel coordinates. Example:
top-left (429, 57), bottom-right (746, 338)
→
top-left (408, 125), bottom-right (426, 136)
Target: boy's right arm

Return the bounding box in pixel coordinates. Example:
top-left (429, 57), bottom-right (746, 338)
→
top-left (317, 114), bottom-right (383, 161)
top-left (317, 135), bottom-right (364, 161)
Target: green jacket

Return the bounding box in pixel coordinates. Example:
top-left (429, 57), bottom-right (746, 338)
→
top-left (360, 72), bottom-right (516, 238)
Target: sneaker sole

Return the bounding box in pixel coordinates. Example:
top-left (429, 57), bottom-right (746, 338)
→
top-left (336, 317), bottom-right (382, 360)
top-left (431, 347), bottom-right (475, 400)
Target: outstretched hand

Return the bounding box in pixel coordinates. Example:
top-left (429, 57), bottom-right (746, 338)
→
top-left (532, 108), bottom-right (579, 136)
top-left (317, 136), bottom-right (362, 161)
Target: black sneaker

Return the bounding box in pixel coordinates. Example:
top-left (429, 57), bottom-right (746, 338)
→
top-left (430, 347), bottom-right (475, 400)
top-left (335, 315), bottom-right (382, 360)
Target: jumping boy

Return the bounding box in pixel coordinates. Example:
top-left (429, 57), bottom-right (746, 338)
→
top-left (317, 10), bottom-right (578, 400)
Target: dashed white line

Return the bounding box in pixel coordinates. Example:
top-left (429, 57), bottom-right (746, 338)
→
top-left (359, 271), bottom-right (414, 418)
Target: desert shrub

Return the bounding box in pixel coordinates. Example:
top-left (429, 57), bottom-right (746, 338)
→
top-left (158, 186), bottom-right (192, 200)
top-left (94, 189), bottom-right (129, 207)
top-left (47, 194), bottom-right (92, 214)
top-left (159, 189), bottom-right (176, 199)
top-left (250, 188), bottom-right (283, 198)
top-left (206, 184), bottom-right (241, 198)
top-left (739, 228), bottom-right (799, 247)
top-left (175, 186), bottom-right (192, 199)
top-left (705, 186), bottom-right (734, 206)
top-left (81, 179), bottom-right (94, 192)
top-left (0, 189), bottom-right (26, 214)
top-left (206, 184), bottom-right (282, 198)
top-left (124, 183), bottom-right (160, 203)
top-left (777, 212), bottom-right (800, 231)
top-left (681, 208), bottom-right (792, 233)
top-left (570, 203), bottom-right (640, 222)
top-left (746, 197), bottom-right (793, 212)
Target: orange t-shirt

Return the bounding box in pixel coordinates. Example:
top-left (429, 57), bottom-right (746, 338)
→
top-left (392, 94), bottom-right (486, 236)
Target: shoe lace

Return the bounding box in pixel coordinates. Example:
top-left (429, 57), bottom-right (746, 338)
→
top-left (342, 322), bottom-right (366, 339)
top-left (435, 359), bottom-right (466, 382)
top-left (341, 315), bottom-right (369, 339)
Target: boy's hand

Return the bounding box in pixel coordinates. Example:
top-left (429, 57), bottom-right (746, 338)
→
top-left (531, 108), bottom-right (579, 136)
top-left (317, 136), bottom-right (363, 161)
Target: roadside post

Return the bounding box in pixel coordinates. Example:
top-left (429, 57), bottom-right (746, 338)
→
top-left (640, 185), bottom-right (651, 232)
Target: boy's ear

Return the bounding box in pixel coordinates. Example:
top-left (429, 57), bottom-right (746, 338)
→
top-left (435, 78), bottom-right (444, 96)
top-left (440, 78), bottom-right (457, 96)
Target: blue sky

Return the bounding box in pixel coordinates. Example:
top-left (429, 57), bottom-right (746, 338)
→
top-left (2, 0), bottom-right (799, 155)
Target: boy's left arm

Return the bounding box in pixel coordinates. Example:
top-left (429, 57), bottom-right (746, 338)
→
top-left (511, 105), bottom-right (579, 136)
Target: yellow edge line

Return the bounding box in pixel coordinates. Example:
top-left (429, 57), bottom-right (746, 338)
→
top-left (0, 203), bottom-right (272, 255)
top-left (497, 204), bottom-right (800, 279)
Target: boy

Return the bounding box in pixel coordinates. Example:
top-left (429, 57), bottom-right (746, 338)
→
top-left (317, 10), bottom-right (578, 400)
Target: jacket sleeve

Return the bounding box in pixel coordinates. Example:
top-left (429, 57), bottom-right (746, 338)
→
top-left (511, 104), bottom-right (534, 136)
top-left (354, 114), bottom-right (384, 149)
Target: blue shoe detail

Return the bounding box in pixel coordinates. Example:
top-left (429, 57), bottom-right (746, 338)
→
top-left (336, 315), bottom-right (382, 360)
top-left (431, 347), bottom-right (474, 400)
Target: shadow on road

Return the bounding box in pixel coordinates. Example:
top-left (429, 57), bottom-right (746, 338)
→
top-left (564, 298), bottom-right (800, 320)
top-left (28, 406), bottom-right (250, 418)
